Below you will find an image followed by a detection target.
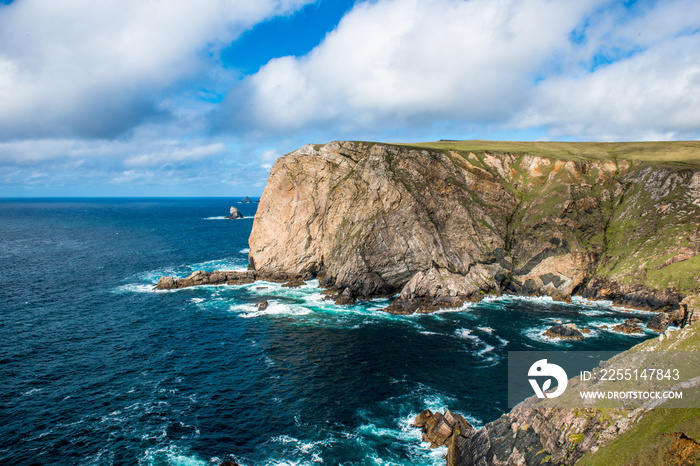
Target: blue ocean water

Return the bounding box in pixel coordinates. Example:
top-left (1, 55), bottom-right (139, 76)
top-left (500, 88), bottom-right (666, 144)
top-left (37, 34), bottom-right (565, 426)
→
top-left (0, 198), bottom-right (659, 465)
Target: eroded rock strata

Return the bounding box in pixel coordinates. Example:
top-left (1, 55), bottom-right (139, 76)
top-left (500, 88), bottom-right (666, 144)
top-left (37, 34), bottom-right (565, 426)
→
top-left (248, 141), bottom-right (700, 313)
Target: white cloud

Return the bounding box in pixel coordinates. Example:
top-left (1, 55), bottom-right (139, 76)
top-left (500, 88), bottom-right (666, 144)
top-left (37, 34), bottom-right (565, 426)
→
top-left (218, 0), bottom-right (700, 141)
top-left (523, 34), bottom-right (700, 141)
top-left (0, 0), bottom-right (312, 139)
top-left (218, 0), bottom-right (605, 134)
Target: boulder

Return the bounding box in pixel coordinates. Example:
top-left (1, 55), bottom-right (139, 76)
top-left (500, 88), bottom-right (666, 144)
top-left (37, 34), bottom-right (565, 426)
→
top-left (613, 319), bottom-right (644, 334)
top-left (544, 323), bottom-right (585, 340)
top-left (413, 409), bottom-right (434, 428)
top-left (256, 300), bottom-right (269, 311)
top-left (226, 206), bottom-right (244, 219)
top-left (154, 276), bottom-right (176, 290)
top-left (335, 287), bottom-right (356, 305)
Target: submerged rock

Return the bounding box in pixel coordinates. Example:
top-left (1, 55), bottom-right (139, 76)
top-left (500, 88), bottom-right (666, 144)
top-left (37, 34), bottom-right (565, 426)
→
top-left (226, 206), bottom-right (244, 219)
top-left (544, 323), bottom-right (585, 340)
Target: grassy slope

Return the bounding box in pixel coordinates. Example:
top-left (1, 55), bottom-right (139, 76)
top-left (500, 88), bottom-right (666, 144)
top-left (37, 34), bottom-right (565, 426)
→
top-left (576, 323), bottom-right (700, 465)
top-left (398, 140), bottom-right (700, 168)
top-left (577, 407), bottom-right (700, 466)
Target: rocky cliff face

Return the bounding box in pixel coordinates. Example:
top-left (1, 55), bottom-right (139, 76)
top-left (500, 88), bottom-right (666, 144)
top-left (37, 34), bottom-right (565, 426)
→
top-left (249, 141), bottom-right (700, 312)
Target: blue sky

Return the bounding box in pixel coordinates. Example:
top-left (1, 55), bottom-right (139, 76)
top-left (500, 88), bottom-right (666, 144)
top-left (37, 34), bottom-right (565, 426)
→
top-left (0, 0), bottom-right (699, 197)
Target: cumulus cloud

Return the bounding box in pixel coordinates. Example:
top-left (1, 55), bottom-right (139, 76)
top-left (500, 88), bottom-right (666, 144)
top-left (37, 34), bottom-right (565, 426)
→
top-left (215, 0), bottom-right (604, 134)
top-left (521, 0), bottom-right (700, 140)
top-left (0, 0), bottom-right (312, 139)
top-left (216, 0), bottom-right (700, 141)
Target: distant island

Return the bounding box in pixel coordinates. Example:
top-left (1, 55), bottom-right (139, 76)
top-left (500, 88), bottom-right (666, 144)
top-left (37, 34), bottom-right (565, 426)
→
top-left (225, 206), bottom-right (244, 219)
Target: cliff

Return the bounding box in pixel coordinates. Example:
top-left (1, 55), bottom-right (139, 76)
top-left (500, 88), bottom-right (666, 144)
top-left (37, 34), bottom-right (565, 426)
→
top-left (249, 140), bottom-right (700, 312)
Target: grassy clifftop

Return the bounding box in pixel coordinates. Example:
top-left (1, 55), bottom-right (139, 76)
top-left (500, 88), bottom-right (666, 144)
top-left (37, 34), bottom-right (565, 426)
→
top-left (399, 140), bottom-right (700, 168)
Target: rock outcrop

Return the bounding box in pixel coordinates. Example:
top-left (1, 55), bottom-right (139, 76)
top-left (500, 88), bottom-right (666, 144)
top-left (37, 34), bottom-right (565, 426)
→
top-left (248, 141), bottom-right (700, 313)
top-left (154, 270), bottom-right (255, 289)
top-left (544, 323), bottom-right (585, 340)
top-left (226, 206), bottom-right (244, 219)
top-left (612, 318), bottom-right (644, 334)
top-left (241, 196), bottom-right (252, 203)
top-left (153, 270), bottom-right (306, 290)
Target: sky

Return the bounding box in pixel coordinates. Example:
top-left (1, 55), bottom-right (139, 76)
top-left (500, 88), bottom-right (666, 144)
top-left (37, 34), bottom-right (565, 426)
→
top-left (0, 0), bottom-right (699, 197)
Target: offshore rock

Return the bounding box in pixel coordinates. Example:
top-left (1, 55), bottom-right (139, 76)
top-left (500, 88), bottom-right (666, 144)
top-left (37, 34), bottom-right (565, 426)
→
top-left (153, 269), bottom-right (307, 290)
top-left (256, 300), bottom-right (268, 311)
top-left (154, 270), bottom-right (255, 290)
top-left (226, 206), bottom-right (244, 219)
top-left (241, 196), bottom-right (252, 203)
top-left (544, 323), bottom-right (585, 340)
top-left (613, 318), bottom-right (645, 334)
top-left (249, 141), bottom-right (700, 313)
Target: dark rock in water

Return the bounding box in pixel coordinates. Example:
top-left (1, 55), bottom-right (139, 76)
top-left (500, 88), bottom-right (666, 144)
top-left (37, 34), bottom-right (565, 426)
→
top-left (241, 196), bottom-right (252, 203)
top-left (613, 319), bottom-right (645, 334)
top-left (335, 287), bottom-right (356, 305)
top-left (153, 270), bottom-right (256, 290)
top-left (256, 300), bottom-right (268, 311)
top-left (544, 323), bottom-right (584, 340)
top-left (219, 461), bottom-right (241, 466)
top-left (226, 206), bottom-right (244, 219)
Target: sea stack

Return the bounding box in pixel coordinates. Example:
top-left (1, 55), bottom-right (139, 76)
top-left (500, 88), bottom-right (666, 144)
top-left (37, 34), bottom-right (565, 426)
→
top-left (226, 206), bottom-right (244, 219)
top-left (241, 196), bottom-right (252, 203)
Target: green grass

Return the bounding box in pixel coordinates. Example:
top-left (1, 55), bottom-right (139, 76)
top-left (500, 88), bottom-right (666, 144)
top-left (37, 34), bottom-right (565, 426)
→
top-left (577, 405), bottom-right (700, 466)
top-left (392, 140), bottom-right (700, 168)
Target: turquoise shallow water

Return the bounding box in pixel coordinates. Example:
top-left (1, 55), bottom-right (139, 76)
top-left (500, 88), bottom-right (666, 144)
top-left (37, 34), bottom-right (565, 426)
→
top-left (0, 198), bottom-right (658, 465)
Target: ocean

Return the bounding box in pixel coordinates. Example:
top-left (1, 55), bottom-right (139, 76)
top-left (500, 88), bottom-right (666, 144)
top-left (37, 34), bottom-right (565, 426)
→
top-left (0, 198), bottom-right (659, 465)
